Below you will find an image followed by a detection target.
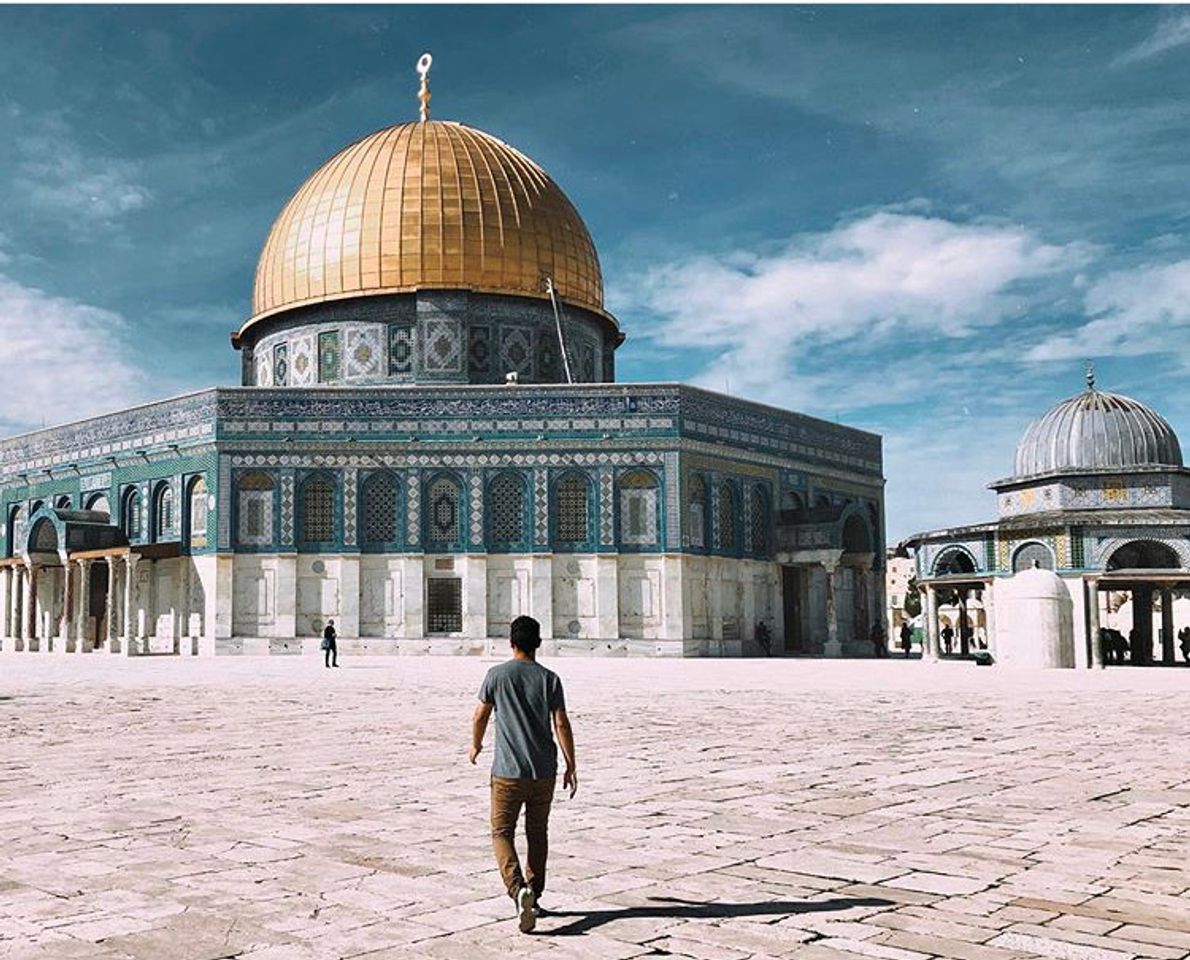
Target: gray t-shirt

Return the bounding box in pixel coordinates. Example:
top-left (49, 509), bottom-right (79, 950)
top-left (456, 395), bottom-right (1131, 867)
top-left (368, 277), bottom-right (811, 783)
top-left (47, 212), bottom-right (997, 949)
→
top-left (478, 659), bottom-right (566, 780)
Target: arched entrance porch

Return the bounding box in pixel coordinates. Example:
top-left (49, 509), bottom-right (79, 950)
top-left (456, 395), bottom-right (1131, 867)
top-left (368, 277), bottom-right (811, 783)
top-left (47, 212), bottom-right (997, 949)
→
top-left (1087, 541), bottom-right (1189, 667)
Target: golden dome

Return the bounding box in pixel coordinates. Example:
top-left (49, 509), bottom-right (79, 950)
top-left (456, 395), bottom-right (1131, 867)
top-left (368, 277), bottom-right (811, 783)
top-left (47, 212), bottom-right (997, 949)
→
top-left (245, 120), bottom-right (606, 334)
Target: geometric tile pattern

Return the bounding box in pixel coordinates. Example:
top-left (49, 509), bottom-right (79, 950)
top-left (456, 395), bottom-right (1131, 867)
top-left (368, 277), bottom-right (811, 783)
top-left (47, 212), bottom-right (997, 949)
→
top-left (406, 470), bottom-right (420, 547)
top-left (468, 473), bottom-right (483, 547)
top-left (388, 322), bottom-right (415, 376)
top-left (290, 333), bottom-right (315, 386)
top-left (468, 325), bottom-right (491, 377)
top-left (272, 343), bottom-right (288, 387)
top-left (422, 318), bottom-right (463, 374)
top-left (599, 467), bottom-right (615, 545)
top-left (279, 472), bottom-right (295, 546)
top-left (499, 326), bottom-right (533, 379)
top-left (342, 467), bottom-right (357, 547)
top-left (317, 330), bottom-right (341, 383)
top-left (533, 468), bottom-right (549, 546)
top-left (344, 326), bottom-right (381, 381)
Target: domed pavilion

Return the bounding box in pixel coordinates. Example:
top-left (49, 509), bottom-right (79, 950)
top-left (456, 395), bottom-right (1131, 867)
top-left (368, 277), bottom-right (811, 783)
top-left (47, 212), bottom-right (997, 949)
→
top-left (904, 368), bottom-right (1190, 668)
top-left (0, 60), bottom-right (886, 659)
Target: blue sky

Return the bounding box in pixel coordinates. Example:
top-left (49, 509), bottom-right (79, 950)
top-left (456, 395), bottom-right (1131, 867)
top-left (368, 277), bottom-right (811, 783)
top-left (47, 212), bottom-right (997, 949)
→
top-left (1, 5), bottom-right (1189, 541)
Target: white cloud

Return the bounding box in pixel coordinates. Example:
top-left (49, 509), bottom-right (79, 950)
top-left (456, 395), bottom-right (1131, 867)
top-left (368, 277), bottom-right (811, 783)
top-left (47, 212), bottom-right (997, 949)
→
top-left (11, 114), bottom-right (151, 229)
top-left (0, 272), bottom-right (146, 434)
top-left (629, 211), bottom-right (1088, 405)
top-left (1113, 12), bottom-right (1190, 67)
top-left (1027, 258), bottom-right (1190, 363)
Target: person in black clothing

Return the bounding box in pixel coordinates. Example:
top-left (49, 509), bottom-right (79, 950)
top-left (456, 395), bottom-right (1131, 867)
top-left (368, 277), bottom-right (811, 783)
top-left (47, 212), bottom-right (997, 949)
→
top-left (900, 622), bottom-right (913, 658)
top-left (322, 619), bottom-right (339, 668)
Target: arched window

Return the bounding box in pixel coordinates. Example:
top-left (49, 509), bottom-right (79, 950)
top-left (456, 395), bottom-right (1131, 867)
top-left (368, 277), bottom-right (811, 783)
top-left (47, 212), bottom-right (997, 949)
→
top-left (717, 482), bottom-right (736, 552)
top-left (300, 475), bottom-right (335, 544)
top-left (1012, 541), bottom-right (1054, 572)
top-left (426, 475), bottom-right (461, 547)
top-left (747, 485), bottom-right (769, 555)
top-left (154, 483), bottom-right (174, 539)
top-left (619, 470), bottom-right (659, 546)
top-left (54, 494), bottom-right (71, 509)
top-left (487, 473), bottom-right (527, 547)
top-left (122, 488), bottom-right (142, 540)
top-left (687, 475), bottom-right (707, 549)
top-left (188, 477), bottom-right (208, 548)
top-left (361, 472), bottom-right (399, 545)
top-left (1105, 540), bottom-right (1179, 571)
top-left (842, 514), bottom-right (872, 554)
top-left (236, 472), bottom-right (274, 546)
top-left (85, 493), bottom-right (110, 517)
top-left (933, 547), bottom-right (976, 577)
top-left (555, 474), bottom-right (590, 545)
top-left (5, 504), bottom-right (20, 558)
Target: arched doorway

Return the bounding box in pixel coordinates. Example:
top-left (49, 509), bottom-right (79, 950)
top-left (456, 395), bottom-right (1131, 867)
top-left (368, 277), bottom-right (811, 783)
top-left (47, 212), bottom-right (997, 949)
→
top-left (1099, 540), bottom-right (1187, 666)
top-left (88, 562), bottom-right (110, 650)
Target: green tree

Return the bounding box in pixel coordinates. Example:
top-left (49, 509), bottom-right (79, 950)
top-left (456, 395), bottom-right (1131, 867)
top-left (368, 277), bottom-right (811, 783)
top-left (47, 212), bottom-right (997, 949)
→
top-left (904, 575), bottom-right (922, 618)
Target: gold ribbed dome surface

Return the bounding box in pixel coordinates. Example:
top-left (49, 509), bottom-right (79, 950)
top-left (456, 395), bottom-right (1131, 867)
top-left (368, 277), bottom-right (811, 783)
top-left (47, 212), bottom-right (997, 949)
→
top-left (248, 120), bottom-right (604, 328)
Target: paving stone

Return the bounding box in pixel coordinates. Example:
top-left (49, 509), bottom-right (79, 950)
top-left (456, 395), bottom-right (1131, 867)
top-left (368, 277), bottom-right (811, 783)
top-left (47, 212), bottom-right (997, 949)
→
top-left (1, 657), bottom-right (1187, 960)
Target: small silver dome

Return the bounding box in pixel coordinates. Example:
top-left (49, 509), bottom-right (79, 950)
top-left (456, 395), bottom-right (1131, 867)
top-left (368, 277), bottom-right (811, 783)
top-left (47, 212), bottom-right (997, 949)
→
top-left (1014, 388), bottom-right (1183, 478)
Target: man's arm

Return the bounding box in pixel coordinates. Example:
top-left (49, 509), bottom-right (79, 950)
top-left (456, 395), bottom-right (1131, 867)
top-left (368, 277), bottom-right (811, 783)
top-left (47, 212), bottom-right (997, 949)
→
top-left (553, 708), bottom-right (578, 798)
top-left (470, 701), bottom-right (493, 764)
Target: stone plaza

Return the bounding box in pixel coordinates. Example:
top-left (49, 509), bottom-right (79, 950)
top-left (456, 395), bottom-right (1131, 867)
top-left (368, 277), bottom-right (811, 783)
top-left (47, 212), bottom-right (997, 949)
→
top-left (1, 655), bottom-right (1187, 960)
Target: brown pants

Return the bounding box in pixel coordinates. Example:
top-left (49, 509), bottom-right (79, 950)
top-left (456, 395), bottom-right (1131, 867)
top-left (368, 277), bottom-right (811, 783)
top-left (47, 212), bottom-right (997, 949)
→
top-left (490, 776), bottom-right (555, 899)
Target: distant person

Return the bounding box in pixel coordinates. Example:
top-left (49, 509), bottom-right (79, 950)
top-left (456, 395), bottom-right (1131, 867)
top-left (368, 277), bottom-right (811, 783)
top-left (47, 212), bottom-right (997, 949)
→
top-left (321, 619), bottom-right (338, 668)
top-left (941, 624), bottom-right (955, 656)
top-left (900, 622), bottom-right (913, 658)
top-left (471, 615), bottom-right (577, 933)
top-left (1179, 626), bottom-right (1190, 664)
top-left (974, 626), bottom-right (988, 651)
top-left (870, 622), bottom-right (886, 658)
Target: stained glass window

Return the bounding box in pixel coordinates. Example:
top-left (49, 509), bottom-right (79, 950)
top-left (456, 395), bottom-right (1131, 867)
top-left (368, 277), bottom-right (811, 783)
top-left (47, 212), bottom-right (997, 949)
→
top-left (361, 472), bottom-right (398, 544)
top-left (156, 485), bottom-right (174, 538)
top-left (123, 489), bottom-right (142, 539)
top-left (237, 473), bottom-right (274, 546)
top-left (619, 470), bottom-right (658, 546)
top-left (318, 330), bottom-right (341, 383)
top-left (747, 486), bottom-right (768, 555)
top-left (189, 478), bottom-right (208, 548)
top-left (301, 476), bottom-right (335, 543)
top-left (427, 476), bottom-right (460, 545)
top-left (1013, 542), bottom-right (1054, 572)
top-left (556, 474), bottom-right (589, 544)
top-left (488, 473), bottom-right (526, 546)
top-left (687, 475), bottom-right (706, 549)
top-left (717, 483), bottom-right (736, 552)
top-left (427, 578), bottom-right (462, 633)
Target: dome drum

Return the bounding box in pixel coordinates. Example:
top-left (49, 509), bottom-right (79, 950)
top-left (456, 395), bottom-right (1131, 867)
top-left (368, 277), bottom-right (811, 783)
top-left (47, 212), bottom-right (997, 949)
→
top-left (238, 289), bottom-right (618, 388)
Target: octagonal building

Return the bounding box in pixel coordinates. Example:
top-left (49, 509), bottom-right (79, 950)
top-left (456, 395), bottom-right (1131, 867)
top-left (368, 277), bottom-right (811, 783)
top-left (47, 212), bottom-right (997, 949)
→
top-left (0, 72), bottom-right (886, 658)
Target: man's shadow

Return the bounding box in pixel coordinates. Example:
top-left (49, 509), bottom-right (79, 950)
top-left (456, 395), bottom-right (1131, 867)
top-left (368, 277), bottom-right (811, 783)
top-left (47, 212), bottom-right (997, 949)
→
top-left (542, 895), bottom-right (892, 937)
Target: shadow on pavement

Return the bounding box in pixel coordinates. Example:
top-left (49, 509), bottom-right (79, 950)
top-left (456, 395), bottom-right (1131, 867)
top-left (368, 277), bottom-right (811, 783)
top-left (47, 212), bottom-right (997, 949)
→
top-left (542, 895), bottom-right (893, 936)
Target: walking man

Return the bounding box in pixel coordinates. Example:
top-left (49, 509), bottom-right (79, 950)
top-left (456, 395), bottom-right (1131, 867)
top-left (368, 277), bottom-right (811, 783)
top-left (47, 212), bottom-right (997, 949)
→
top-left (470, 615), bottom-right (577, 933)
top-left (321, 619), bottom-right (338, 668)
top-left (900, 621), bottom-right (913, 658)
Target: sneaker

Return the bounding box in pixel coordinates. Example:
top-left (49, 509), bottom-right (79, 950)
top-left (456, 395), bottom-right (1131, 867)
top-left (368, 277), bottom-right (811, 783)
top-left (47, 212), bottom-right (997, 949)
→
top-left (516, 886), bottom-right (537, 933)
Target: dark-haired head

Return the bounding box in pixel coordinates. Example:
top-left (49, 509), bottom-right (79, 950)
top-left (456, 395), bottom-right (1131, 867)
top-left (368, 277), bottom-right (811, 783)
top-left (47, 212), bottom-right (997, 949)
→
top-left (510, 615), bottom-right (541, 654)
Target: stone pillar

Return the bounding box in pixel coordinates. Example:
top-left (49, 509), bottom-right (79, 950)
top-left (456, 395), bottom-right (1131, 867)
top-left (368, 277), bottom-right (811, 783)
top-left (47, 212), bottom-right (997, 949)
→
top-left (659, 554), bottom-right (687, 642)
top-left (594, 554), bottom-right (619, 642)
top-left (57, 561), bottom-right (73, 653)
top-left (528, 554), bottom-right (553, 640)
top-left (1131, 585), bottom-right (1153, 665)
top-left (924, 584), bottom-right (940, 662)
top-left (210, 554), bottom-right (234, 656)
top-left (1160, 586), bottom-right (1175, 665)
top-left (1086, 578), bottom-right (1103, 670)
top-left (824, 560), bottom-right (841, 658)
top-left (399, 555), bottom-right (425, 638)
top-left (460, 554), bottom-right (487, 639)
top-left (105, 557), bottom-right (118, 651)
top-left (76, 560), bottom-right (92, 652)
top-left (338, 555), bottom-right (361, 640)
top-left (274, 556), bottom-right (297, 639)
top-left (122, 554), bottom-right (138, 656)
top-left (958, 587), bottom-right (971, 657)
top-left (0, 567), bottom-right (9, 653)
top-left (856, 562), bottom-right (871, 649)
top-left (20, 564), bottom-right (32, 645)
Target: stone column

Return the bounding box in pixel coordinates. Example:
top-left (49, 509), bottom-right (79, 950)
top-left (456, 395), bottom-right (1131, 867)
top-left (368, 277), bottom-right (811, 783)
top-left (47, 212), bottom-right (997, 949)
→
top-left (1086, 578), bottom-right (1103, 670)
top-left (76, 560), bottom-right (92, 652)
top-left (0, 567), bottom-right (9, 653)
top-left (1131, 585), bottom-right (1153, 665)
top-left (338, 555), bottom-right (361, 641)
top-left (20, 564), bottom-right (32, 646)
top-left (122, 554), bottom-right (139, 656)
top-left (924, 584), bottom-right (940, 662)
top-left (105, 557), bottom-right (118, 651)
top-left (8, 567), bottom-right (19, 647)
top-left (1159, 586), bottom-right (1175, 665)
top-left (57, 561), bottom-right (73, 654)
top-left (594, 554), bottom-right (620, 642)
top-left (528, 554), bottom-right (553, 640)
top-left (824, 560), bottom-right (841, 658)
